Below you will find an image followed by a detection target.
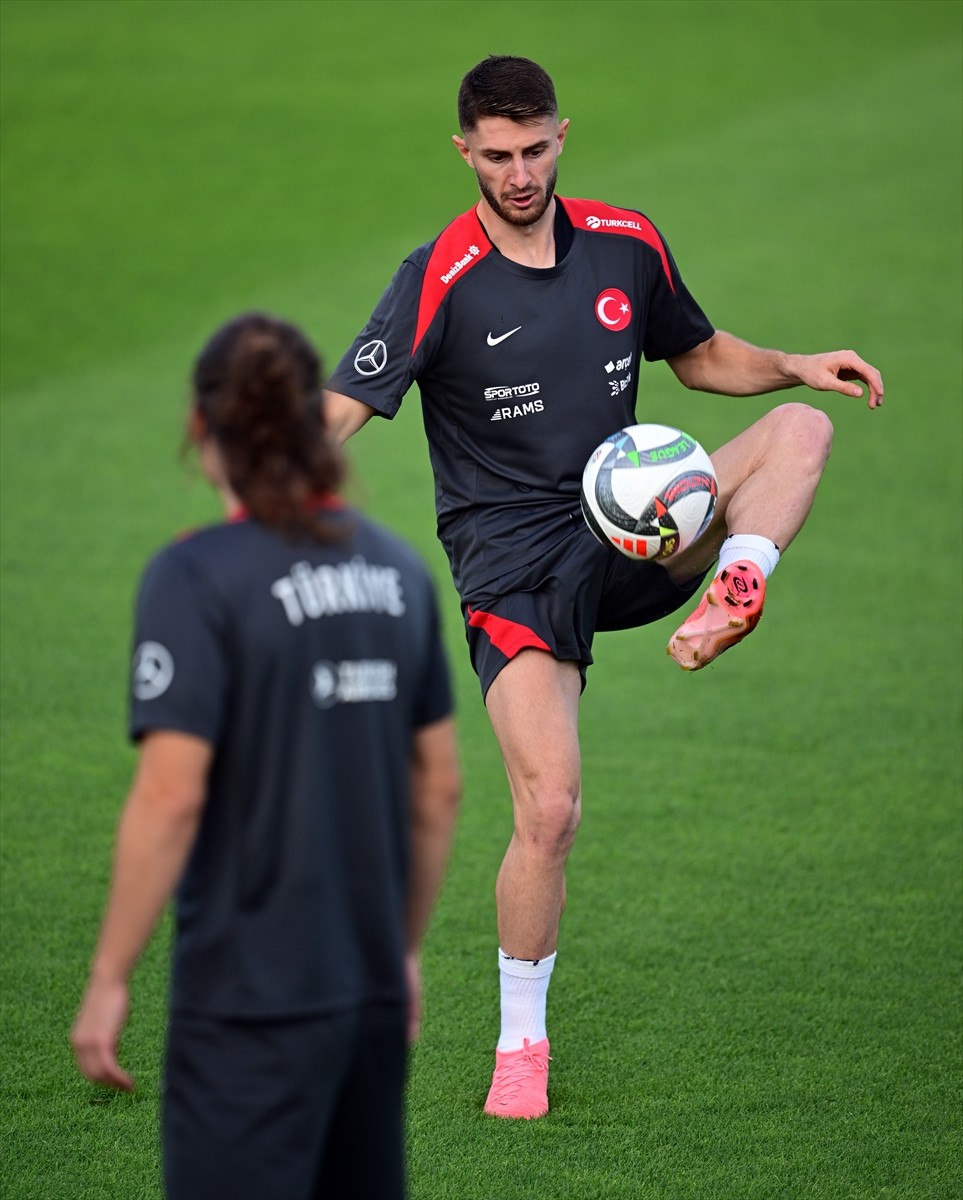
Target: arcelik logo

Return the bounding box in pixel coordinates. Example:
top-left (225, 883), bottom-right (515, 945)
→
top-left (595, 288), bottom-right (632, 331)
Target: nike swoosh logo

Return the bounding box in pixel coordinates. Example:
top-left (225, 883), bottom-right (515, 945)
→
top-left (487, 326), bottom-right (522, 347)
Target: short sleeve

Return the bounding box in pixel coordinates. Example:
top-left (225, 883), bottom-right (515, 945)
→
top-left (326, 257), bottom-right (431, 418)
top-left (640, 231), bottom-right (715, 363)
top-left (129, 545), bottom-right (227, 745)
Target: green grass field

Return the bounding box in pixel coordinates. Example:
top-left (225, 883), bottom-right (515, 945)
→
top-left (2, 1), bottom-right (961, 1197)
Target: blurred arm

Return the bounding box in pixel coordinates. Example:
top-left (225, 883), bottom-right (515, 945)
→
top-left (71, 731), bottom-right (212, 1090)
top-left (404, 716), bottom-right (461, 1041)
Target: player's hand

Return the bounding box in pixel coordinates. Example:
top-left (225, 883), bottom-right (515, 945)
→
top-left (71, 977), bottom-right (134, 1091)
top-left (795, 350), bottom-right (884, 409)
top-left (405, 952), bottom-right (423, 1045)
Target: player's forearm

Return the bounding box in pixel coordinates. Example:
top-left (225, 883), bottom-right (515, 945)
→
top-left (670, 330), bottom-right (802, 396)
top-left (89, 783), bottom-right (202, 985)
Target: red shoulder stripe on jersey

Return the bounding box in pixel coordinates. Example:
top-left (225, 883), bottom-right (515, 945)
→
top-left (558, 197), bottom-right (675, 293)
top-left (413, 208), bottom-right (493, 357)
top-left (467, 605), bottom-right (552, 658)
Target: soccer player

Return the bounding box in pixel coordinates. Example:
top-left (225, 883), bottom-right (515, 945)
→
top-left (71, 314), bottom-right (461, 1198)
top-left (323, 56), bottom-right (884, 1120)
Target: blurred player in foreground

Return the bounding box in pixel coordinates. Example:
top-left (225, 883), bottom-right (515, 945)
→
top-left (72, 313), bottom-right (460, 1198)
top-left (323, 56), bottom-right (884, 1119)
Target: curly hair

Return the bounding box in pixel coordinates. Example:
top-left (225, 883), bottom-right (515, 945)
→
top-left (191, 313), bottom-right (346, 541)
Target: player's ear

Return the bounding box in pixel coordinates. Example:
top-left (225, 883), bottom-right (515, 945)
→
top-left (556, 118), bottom-right (570, 155)
top-left (187, 409), bottom-right (207, 445)
top-left (452, 134), bottom-right (472, 167)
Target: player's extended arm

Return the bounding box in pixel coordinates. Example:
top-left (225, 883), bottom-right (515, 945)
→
top-left (324, 389), bottom-right (378, 445)
top-left (667, 330), bottom-right (884, 409)
top-left (71, 731), bottom-right (211, 1091)
top-left (404, 716), bottom-right (461, 1043)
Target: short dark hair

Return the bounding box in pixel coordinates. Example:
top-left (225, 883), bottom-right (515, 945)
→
top-left (457, 55), bottom-right (558, 133)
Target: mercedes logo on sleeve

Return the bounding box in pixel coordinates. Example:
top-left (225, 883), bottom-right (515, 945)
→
top-left (132, 641), bottom-right (175, 700)
top-left (353, 340), bottom-right (387, 376)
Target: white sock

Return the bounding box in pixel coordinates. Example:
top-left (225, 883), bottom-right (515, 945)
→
top-left (717, 534), bottom-right (780, 579)
top-left (496, 948), bottom-right (556, 1051)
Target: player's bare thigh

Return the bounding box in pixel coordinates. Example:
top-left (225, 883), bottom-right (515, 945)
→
top-left (663, 402), bottom-right (833, 586)
top-left (485, 649), bottom-right (582, 832)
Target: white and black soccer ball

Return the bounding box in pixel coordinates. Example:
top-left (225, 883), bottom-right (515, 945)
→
top-left (580, 424), bottom-right (718, 561)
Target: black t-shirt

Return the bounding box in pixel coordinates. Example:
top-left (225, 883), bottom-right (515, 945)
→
top-left (129, 506), bottom-right (453, 1018)
top-left (327, 197), bottom-right (714, 596)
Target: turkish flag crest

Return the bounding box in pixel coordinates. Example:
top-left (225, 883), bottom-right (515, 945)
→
top-left (595, 288), bottom-right (632, 331)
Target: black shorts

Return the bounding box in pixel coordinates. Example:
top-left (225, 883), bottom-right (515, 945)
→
top-left (162, 1003), bottom-right (407, 1200)
top-left (463, 521), bottom-right (705, 698)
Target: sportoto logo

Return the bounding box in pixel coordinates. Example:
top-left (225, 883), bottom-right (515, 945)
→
top-left (132, 641), bottom-right (174, 700)
top-left (483, 382), bottom-right (540, 403)
top-left (354, 340), bottom-right (387, 376)
top-left (595, 288), bottom-right (632, 332)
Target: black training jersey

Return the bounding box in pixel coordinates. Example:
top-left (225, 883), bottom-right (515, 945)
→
top-left (327, 197), bottom-right (714, 596)
top-left (129, 505), bottom-right (453, 1019)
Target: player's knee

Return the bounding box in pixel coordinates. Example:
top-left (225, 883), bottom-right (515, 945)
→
top-left (520, 790), bottom-right (581, 857)
top-left (773, 401), bottom-right (834, 468)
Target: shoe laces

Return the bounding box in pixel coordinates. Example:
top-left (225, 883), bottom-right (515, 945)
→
top-left (490, 1039), bottom-right (551, 1101)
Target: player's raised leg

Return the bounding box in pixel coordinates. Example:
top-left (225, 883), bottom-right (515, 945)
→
top-left (666, 402), bottom-right (833, 669)
top-left (482, 649), bottom-right (582, 1118)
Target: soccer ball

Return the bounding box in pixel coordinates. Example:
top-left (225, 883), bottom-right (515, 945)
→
top-left (580, 424), bottom-right (718, 560)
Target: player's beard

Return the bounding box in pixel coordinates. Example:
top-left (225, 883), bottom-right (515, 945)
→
top-left (477, 164), bottom-right (558, 227)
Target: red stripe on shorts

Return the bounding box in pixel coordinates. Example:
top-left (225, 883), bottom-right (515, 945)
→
top-left (466, 606), bottom-right (551, 658)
